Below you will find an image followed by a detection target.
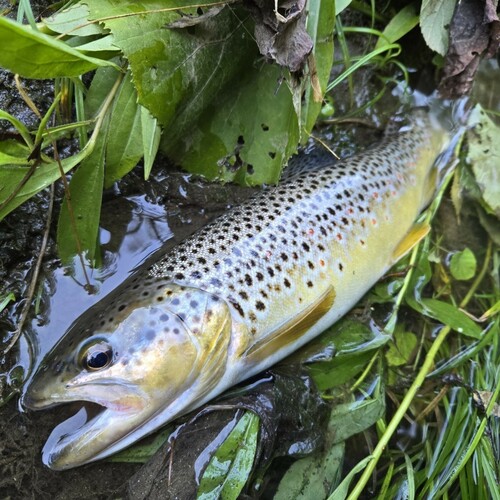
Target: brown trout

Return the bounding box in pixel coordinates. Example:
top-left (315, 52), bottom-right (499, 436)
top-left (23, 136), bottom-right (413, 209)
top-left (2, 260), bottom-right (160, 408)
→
top-left (23, 111), bottom-right (450, 469)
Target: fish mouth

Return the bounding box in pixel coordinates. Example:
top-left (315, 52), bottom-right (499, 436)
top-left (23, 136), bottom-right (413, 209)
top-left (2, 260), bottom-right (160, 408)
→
top-left (23, 380), bottom-right (151, 470)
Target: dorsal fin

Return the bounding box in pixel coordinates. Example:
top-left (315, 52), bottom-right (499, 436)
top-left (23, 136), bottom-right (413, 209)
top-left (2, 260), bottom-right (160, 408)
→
top-left (244, 286), bottom-right (336, 364)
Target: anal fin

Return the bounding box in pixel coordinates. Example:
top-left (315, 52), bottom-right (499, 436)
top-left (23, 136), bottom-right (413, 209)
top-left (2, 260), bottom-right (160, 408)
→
top-left (244, 286), bottom-right (336, 364)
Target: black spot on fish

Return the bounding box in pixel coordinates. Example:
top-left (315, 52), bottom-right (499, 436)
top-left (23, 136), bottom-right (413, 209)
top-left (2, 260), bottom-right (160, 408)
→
top-left (160, 314), bottom-right (169, 322)
top-left (146, 330), bottom-right (156, 340)
top-left (256, 300), bottom-right (265, 311)
top-left (190, 300), bottom-right (199, 308)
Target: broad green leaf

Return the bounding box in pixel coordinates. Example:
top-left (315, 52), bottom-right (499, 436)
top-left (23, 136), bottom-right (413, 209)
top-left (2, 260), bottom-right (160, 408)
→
top-left (0, 140), bottom-right (31, 165)
top-left (467, 104), bottom-right (500, 218)
top-left (275, 442), bottom-right (345, 500)
top-left (420, 298), bottom-right (482, 338)
top-left (449, 248), bottom-right (477, 281)
top-left (197, 411), bottom-right (259, 500)
top-left (141, 106), bottom-right (161, 180)
top-left (302, 0), bottom-right (335, 134)
top-left (386, 329), bottom-right (417, 367)
top-left (57, 114), bottom-right (108, 262)
top-left (72, 35), bottom-right (120, 53)
top-left (84, 1), bottom-right (299, 185)
top-left (310, 351), bottom-right (374, 390)
top-left (375, 3), bottom-right (419, 49)
top-left (0, 16), bottom-right (118, 78)
top-left (420, 0), bottom-right (457, 55)
top-left (328, 392), bottom-right (385, 445)
top-left (42, 3), bottom-right (103, 36)
top-left (167, 62), bottom-right (299, 185)
top-left (105, 73), bottom-right (143, 187)
top-left (309, 320), bottom-right (389, 390)
top-left (85, 66), bottom-right (120, 119)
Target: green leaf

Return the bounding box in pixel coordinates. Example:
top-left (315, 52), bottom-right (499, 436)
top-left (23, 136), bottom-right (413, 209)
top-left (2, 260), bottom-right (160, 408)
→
top-left (467, 104), bottom-right (500, 218)
top-left (141, 106), bottom-right (161, 180)
top-left (301, 0), bottom-right (335, 134)
top-left (327, 455), bottom-right (373, 500)
top-left (328, 394), bottom-right (385, 445)
top-left (0, 109), bottom-right (34, 147)
top-left (0, 142), bottom-right (95, 221)
top-left (84, 1), bottom-right (299, 185)
top-left (386, 329), bottom-right (417, 367)
top-left (108, 428), bottom-right (172, 463)
top-left (0, 293), bottom-right (15, 313)
top-left (274, 442), bottom-right (345, 500)
top-left (420, 0), bottom-right (457, 56)
top-left (449, 248), bottom-right (477, 281)
top-left (335, 0), bottom-right (352, 16)
top-left (85, 66), bottom-right (120, 119)
top-left (57, 114), bottom-right (108, 263)
top-left (0, 16), bottom-right (118, 78)
top-left (420, 298), bottom-right (482, 339)
top-left (0, 140), bottom-right (31, 165)
top-left (309, 320), bottom-right (389, 390)
top-left (42, 3), bottom-right (104, 36)
top-left (168, 63), bottom-right (299, 185)
top-left (104, 73), bottom-right (143, 187)
top-left (375, 3), bottom-right (419, 49)
top-left (197, 411), bottom-right (259, 500)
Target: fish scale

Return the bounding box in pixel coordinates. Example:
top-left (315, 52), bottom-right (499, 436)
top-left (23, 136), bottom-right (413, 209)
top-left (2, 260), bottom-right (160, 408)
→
top-left (22, 111), bottom-right (450, 469)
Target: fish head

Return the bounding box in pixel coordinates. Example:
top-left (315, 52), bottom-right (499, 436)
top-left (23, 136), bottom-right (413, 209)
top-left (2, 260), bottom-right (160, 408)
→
top-left (22, 280), bottom-right (233, 469)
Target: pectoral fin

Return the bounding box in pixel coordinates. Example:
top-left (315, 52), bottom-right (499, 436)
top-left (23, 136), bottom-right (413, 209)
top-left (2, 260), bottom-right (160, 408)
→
top-left (244, 286), bottom-right (336, 363)
top-left (392, 221), bottom-right (430, 262)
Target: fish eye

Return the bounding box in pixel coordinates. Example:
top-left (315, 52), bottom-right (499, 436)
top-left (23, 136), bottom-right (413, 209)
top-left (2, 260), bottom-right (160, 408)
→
top-left (79, 341), bottom-right (113, 371)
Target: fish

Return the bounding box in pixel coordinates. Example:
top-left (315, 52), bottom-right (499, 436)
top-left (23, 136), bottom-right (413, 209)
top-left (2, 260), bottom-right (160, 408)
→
top-left (22, 110), bottom-right (451, 470)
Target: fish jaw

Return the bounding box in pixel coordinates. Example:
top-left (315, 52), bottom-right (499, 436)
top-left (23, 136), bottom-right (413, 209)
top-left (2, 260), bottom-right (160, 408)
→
top-left (22, 283), bottom-right (235, 469)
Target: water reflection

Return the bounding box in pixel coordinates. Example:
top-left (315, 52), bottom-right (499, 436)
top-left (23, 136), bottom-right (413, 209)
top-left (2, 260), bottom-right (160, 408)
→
top-left (18, 195), bottom-right (173, 373)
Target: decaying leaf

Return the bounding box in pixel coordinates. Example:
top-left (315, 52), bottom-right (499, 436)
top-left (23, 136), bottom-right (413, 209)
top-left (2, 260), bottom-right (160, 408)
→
top-left (467, 104), bottom-right (500, 219)
top-left (245, 0), bottom-right (313, 72)
top-left (439, 0), bottom-right (500, 98)
top-left (473, 390), bottom-right (500, 417)
top-left (166, 6), bottom-right (225, 28)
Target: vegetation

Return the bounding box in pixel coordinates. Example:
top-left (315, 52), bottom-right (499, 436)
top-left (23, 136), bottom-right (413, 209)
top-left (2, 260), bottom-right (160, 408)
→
top-left (1, 0), bottom-right (499, 498)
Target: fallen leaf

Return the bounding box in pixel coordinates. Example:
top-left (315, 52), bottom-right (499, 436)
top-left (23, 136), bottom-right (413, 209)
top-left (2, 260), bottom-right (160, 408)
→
top-left (439, 0), bottom-right (500, 98)
top-left (245, 0), bottom-right (313, 72)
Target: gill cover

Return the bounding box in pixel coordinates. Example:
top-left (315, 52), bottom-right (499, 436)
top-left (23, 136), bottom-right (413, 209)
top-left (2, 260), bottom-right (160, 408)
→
top-left (23, 282), bottom-right (233, 469)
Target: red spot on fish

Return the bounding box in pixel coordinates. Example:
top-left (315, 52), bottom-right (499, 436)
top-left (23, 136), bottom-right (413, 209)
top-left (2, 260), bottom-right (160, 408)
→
top-left (308, 228), bottom-right (314, 236)
top-left (373, 192), bottom-right (379, 199)
top-left (320, 259), bottom-right (325, 267)
top-left (371, 218), bottom-right (377, 225)
top-left (392, 190), bottom-right (397, 196)
top-left (336, 233), bottom-right (343, 241)
top-left (265, 251), bottom-right (272, 260)
top-left (348, 208), bottom-right (354, 214)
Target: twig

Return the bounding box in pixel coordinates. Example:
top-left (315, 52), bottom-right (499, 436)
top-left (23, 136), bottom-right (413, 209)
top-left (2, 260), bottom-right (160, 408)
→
top-left (4, 184), bottom-right (55, 356)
